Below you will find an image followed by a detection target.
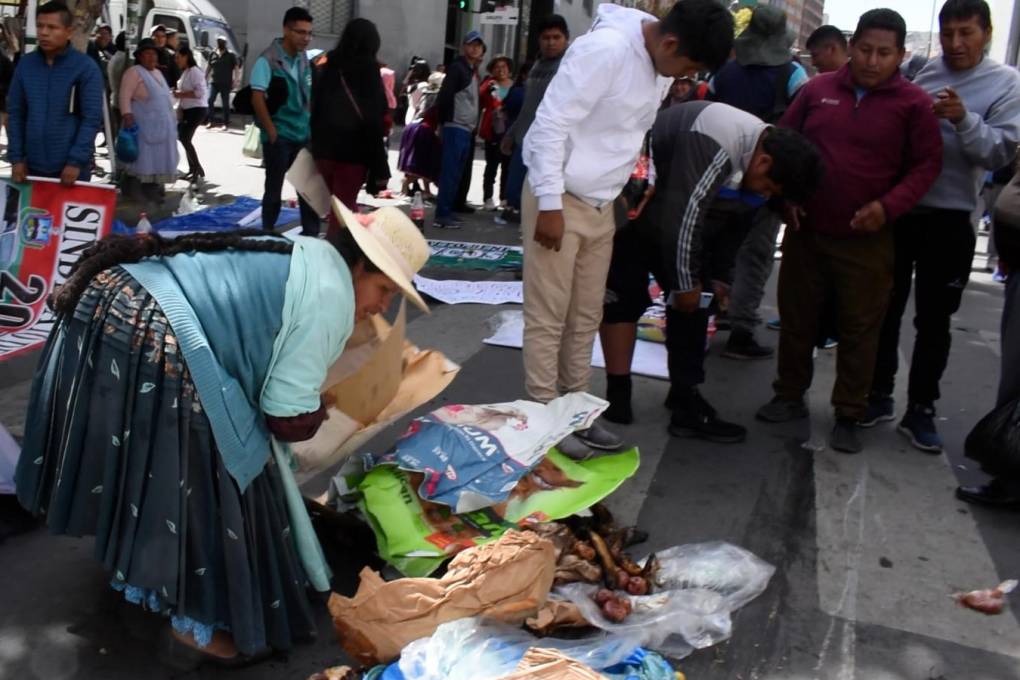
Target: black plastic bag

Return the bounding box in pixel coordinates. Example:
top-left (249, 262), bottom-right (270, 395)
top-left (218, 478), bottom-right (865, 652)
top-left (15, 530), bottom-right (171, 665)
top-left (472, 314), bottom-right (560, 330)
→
top-left (965, 398), bottom-right (1020, 476)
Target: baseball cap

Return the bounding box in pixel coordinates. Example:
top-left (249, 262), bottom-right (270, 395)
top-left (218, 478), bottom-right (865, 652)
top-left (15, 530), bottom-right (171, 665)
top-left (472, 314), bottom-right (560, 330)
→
top-left (463, 30), bottom-right (486, 49)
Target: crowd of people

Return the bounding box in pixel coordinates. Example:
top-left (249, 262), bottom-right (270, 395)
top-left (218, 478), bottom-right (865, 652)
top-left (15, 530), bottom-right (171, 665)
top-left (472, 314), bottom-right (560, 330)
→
top-left (3, 0), bottom-right (1020, 671)
top-left (3, 1), bottom-right (245, 201)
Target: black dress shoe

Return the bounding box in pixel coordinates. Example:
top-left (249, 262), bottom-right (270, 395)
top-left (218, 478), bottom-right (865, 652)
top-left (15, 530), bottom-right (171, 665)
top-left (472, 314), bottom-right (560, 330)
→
top-left (956, 479), bottom-right (1020, 509)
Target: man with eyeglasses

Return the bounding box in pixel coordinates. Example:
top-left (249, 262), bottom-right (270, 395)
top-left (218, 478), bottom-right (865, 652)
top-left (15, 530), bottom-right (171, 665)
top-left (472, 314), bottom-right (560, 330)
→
top-left (251, 6), bottom-right (320, 234)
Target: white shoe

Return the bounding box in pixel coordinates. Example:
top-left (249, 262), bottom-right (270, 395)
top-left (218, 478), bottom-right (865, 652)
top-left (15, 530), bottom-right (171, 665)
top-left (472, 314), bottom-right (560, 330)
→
top-left (483, 198), bottom-right (497, 211)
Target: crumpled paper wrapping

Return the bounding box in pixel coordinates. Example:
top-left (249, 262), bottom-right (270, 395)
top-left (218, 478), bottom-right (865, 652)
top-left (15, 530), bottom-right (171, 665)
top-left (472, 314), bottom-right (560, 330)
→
top-left (327, 530), bottom-right (556, 665)
top-left (504, 648), bottom-right (608, 680)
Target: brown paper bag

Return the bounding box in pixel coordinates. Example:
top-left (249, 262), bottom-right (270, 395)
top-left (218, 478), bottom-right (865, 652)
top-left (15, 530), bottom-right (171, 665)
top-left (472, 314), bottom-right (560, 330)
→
top-left (290, 301), bottom-right (459, 477)
top-left (326, 530), bottom-right (556, 666)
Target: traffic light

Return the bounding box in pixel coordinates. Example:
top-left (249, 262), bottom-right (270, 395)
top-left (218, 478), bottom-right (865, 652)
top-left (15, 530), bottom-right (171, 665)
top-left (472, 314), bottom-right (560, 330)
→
top-left (458, 0), bottom-right (468, 9)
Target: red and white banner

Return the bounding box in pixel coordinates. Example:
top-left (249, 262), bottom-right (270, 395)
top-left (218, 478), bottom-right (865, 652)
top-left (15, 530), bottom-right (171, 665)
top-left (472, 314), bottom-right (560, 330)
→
top-left (0, 177), bottom-right (116, 362)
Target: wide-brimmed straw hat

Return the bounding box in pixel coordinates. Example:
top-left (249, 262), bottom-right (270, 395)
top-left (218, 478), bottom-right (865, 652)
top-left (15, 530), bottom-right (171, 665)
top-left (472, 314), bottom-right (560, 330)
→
top-left (734, 5), bottom-right (795, 67)
top-left (331, 198), bottom-right (430, 313)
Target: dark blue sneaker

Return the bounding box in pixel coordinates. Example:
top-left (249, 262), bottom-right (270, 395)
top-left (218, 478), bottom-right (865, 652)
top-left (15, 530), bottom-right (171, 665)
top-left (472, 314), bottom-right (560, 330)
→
top-left (897, 404), bottom-right (943, 453)
top-left (859, 394), bottom-right (895, 428)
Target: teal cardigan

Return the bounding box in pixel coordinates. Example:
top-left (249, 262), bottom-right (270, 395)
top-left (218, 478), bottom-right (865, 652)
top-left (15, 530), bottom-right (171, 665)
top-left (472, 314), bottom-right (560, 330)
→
top-left (123, 235), bottom-right (355, 492)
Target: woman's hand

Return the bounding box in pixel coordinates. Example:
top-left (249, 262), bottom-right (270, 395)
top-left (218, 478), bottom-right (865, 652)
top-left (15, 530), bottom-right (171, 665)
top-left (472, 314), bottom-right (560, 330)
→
top-left (122, 113), bottom-right (135, 129)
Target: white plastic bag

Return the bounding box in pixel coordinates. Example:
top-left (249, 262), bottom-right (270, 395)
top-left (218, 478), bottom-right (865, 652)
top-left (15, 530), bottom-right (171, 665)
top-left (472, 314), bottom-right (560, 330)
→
top-left (557, 542), bottom-right (775, 657)
top-left (396, 617), bottom-right (643, 680)
top-left (382, 392), bottom-right (608, 513)
top-left (242, 123), bottom-right (262, 159)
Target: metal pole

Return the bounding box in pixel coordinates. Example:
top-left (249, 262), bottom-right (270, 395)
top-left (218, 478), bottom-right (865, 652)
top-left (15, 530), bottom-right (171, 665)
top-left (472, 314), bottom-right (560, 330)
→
top-left (927, 0), bottom-right (937, 57)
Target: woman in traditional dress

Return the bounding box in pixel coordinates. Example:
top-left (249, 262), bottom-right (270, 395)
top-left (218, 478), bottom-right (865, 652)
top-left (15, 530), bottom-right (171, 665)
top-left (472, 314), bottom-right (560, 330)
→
top-left (119, 38), bottom-right (179, 202)
top-left (15, 201), bottom-right (429, 668)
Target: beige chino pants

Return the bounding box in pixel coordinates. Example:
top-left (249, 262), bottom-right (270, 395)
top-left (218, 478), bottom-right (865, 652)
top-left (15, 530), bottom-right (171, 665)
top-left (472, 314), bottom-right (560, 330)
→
top-left (521, 184), bottom-right (616, 403)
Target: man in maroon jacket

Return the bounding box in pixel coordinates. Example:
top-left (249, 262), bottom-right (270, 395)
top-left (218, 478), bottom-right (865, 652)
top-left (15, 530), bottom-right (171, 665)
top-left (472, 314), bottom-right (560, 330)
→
top-left (755, 8), bottom-right (943, 454)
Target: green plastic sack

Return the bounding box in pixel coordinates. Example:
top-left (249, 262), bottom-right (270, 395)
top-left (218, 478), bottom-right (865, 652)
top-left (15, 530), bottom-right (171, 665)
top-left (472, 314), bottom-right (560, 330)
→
top-left (355, 448), bottom-right (640, 577)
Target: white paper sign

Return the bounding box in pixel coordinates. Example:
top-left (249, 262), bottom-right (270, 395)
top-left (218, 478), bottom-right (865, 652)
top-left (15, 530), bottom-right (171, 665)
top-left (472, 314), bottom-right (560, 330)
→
top-left (413, 275), bottom-right (523, 305)
top-left (483, 310), bottom-right (669, 380)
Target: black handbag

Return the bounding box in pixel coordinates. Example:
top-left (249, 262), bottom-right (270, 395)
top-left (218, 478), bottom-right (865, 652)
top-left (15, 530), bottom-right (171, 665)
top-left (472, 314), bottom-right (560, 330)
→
top-left (965, 398), bottom-right (1020, 476)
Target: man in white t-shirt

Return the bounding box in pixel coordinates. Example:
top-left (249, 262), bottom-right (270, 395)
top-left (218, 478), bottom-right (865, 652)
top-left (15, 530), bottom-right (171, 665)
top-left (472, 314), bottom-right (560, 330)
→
top-left (521, 0), bottom-right (734, 457)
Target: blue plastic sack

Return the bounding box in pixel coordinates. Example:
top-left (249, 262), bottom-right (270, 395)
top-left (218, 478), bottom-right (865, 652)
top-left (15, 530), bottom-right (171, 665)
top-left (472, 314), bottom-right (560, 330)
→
top-left (115, 124), bottom-right (139, 163)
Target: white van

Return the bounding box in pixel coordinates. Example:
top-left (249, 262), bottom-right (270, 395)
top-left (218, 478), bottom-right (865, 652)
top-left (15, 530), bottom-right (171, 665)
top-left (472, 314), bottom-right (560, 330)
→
top-left (26, 0), bottom-right (242, 71)
top-left (107, 0), bottom-right (242, 70)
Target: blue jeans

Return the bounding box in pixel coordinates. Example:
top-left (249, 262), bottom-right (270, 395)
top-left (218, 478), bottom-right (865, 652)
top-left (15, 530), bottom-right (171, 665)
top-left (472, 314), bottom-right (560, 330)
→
top-left (436, 126), bottom-right (472, 220)
top-left (506, 144), bottom-right (525, 211)
top-left (208, 83), bottom-right (231, 126)
top-left (262, 136), bottom-right (320, 235)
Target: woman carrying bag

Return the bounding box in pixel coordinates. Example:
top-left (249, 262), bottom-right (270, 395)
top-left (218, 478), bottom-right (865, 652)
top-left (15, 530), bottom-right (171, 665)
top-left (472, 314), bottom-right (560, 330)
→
top-left (310, 18), bottom-right (390, 236)
top-left (15, 200), bottom-right (430, 668)
top-left (119, 38), bottom-right (180, 202)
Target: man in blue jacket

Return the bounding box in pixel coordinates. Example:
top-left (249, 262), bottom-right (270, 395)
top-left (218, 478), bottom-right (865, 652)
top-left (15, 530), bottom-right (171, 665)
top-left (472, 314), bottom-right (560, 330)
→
top-left (8, 1), bottom-right (103, 187)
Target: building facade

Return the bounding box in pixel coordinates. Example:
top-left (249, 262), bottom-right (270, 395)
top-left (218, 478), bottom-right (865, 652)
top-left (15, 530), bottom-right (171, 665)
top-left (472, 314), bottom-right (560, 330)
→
top-left (216, 0), bottom-right (606, 84)
top-left (768, 0), bottom-right (824, 50)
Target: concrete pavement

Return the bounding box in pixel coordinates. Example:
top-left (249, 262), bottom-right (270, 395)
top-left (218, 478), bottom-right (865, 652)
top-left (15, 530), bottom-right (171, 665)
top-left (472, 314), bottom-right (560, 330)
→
top-left (1, 126), bottom-right (1018, 679)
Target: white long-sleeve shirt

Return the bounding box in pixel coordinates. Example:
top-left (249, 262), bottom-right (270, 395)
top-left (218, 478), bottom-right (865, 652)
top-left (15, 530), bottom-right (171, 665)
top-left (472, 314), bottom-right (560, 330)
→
top-left (523, 4), bottom-right (670, 211)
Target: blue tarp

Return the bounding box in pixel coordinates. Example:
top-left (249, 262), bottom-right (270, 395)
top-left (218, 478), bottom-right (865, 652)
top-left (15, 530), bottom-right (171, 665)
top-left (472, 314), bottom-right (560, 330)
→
top-left (114, 196), bottom-right (302, 234)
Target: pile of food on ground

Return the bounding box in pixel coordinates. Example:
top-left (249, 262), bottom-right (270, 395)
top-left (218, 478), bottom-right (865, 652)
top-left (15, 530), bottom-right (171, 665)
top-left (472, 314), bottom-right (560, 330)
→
top-left (305, 394), bottom-right (775, 679)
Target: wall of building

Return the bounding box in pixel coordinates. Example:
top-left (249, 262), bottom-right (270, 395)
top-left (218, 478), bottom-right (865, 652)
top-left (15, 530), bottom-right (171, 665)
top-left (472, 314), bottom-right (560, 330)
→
top-left (214, 0), bottom-right (339, 78)
top-left (990, 0), bottom-right (1019, 64)
top-left (359, 0), bottom-right (449, 73)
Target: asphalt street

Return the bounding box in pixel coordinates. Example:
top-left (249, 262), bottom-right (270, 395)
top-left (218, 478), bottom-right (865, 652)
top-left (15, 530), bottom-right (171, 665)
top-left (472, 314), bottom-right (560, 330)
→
top-left (0, 127), bottom-right (1018, 680)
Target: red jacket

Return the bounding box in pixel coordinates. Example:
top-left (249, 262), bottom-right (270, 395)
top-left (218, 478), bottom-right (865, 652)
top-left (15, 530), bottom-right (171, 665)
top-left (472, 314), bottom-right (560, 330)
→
top-left (779, 64), bottom-right (943, 237)
top-left (478, 76), bottom-right (508, 142)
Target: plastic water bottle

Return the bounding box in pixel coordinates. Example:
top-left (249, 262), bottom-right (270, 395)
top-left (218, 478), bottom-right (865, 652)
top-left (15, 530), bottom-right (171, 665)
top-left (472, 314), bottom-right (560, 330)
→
top-left (410, 191), bottom-right (425, 231)
top-left (174, 187), bottom-right (197, 216)
top-left (136, 212), bottom-right (152, 235)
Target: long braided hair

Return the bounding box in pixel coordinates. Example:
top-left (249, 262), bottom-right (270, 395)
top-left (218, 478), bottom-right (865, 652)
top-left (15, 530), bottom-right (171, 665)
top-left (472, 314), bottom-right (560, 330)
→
top-left (52, 228), bottom-right (377, 315)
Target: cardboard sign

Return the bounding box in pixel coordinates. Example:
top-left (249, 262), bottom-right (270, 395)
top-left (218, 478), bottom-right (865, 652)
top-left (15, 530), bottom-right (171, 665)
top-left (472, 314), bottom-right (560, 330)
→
top-left (0, 177), bottom-right (116, 361)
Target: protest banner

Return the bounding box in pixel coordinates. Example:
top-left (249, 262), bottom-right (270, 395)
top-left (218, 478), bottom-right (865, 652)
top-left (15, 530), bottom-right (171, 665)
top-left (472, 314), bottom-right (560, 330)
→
top-left (427, 240), bottom-right (523, 271)
top-left (0, 177), bottom-right (116, 361)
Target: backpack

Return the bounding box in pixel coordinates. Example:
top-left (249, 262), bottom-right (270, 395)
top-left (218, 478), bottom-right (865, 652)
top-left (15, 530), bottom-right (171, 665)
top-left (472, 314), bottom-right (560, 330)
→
top-left (233, 75), bottom-right (288, 116)
top-left (765, 62), bottom-right (797, 124)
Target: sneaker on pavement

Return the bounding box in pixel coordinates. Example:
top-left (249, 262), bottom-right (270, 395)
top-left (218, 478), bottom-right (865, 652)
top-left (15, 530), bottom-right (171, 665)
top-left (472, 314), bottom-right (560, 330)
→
top-left (668, 389), bottom-right (746, 443)
top-left (723, 330), bottom-right (774, 360)
top-left (483, 198), bottom-right (497, 211)
top-left (897, 403), bottom-right (944, 453)
top-left (493, 214), bottom-right (508, 225)
top-left (820, 338), bottom-right (838, 350)
top-left (756, 396), bottom-right (809, 423)
top-left (574, 421), bottom-right (624, 451)
top-left (433, 216), bottom-right (463, 230)
top-left (859, 394), bottom-right (895, 428)
top-left (830, 418), bottom-right (863, 454)
top-left (766, 318), bottom-right (781, 331)
top-left (556, 434), bottom-right (594, 461)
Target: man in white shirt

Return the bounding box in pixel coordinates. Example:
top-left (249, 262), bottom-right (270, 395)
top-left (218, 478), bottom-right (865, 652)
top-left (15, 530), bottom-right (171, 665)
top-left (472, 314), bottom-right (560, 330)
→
top-left (521, 0), bottom-right (734, 455)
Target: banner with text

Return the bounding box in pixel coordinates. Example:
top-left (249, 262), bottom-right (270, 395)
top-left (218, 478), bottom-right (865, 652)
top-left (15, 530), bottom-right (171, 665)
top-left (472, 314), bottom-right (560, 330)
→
top-left (0, 178), bottom-right (116, 361)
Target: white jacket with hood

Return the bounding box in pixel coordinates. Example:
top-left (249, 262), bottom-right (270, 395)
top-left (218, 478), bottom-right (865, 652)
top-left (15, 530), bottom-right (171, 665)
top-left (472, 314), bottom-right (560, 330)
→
top-left (523, 4), bottom-right (670, 211)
